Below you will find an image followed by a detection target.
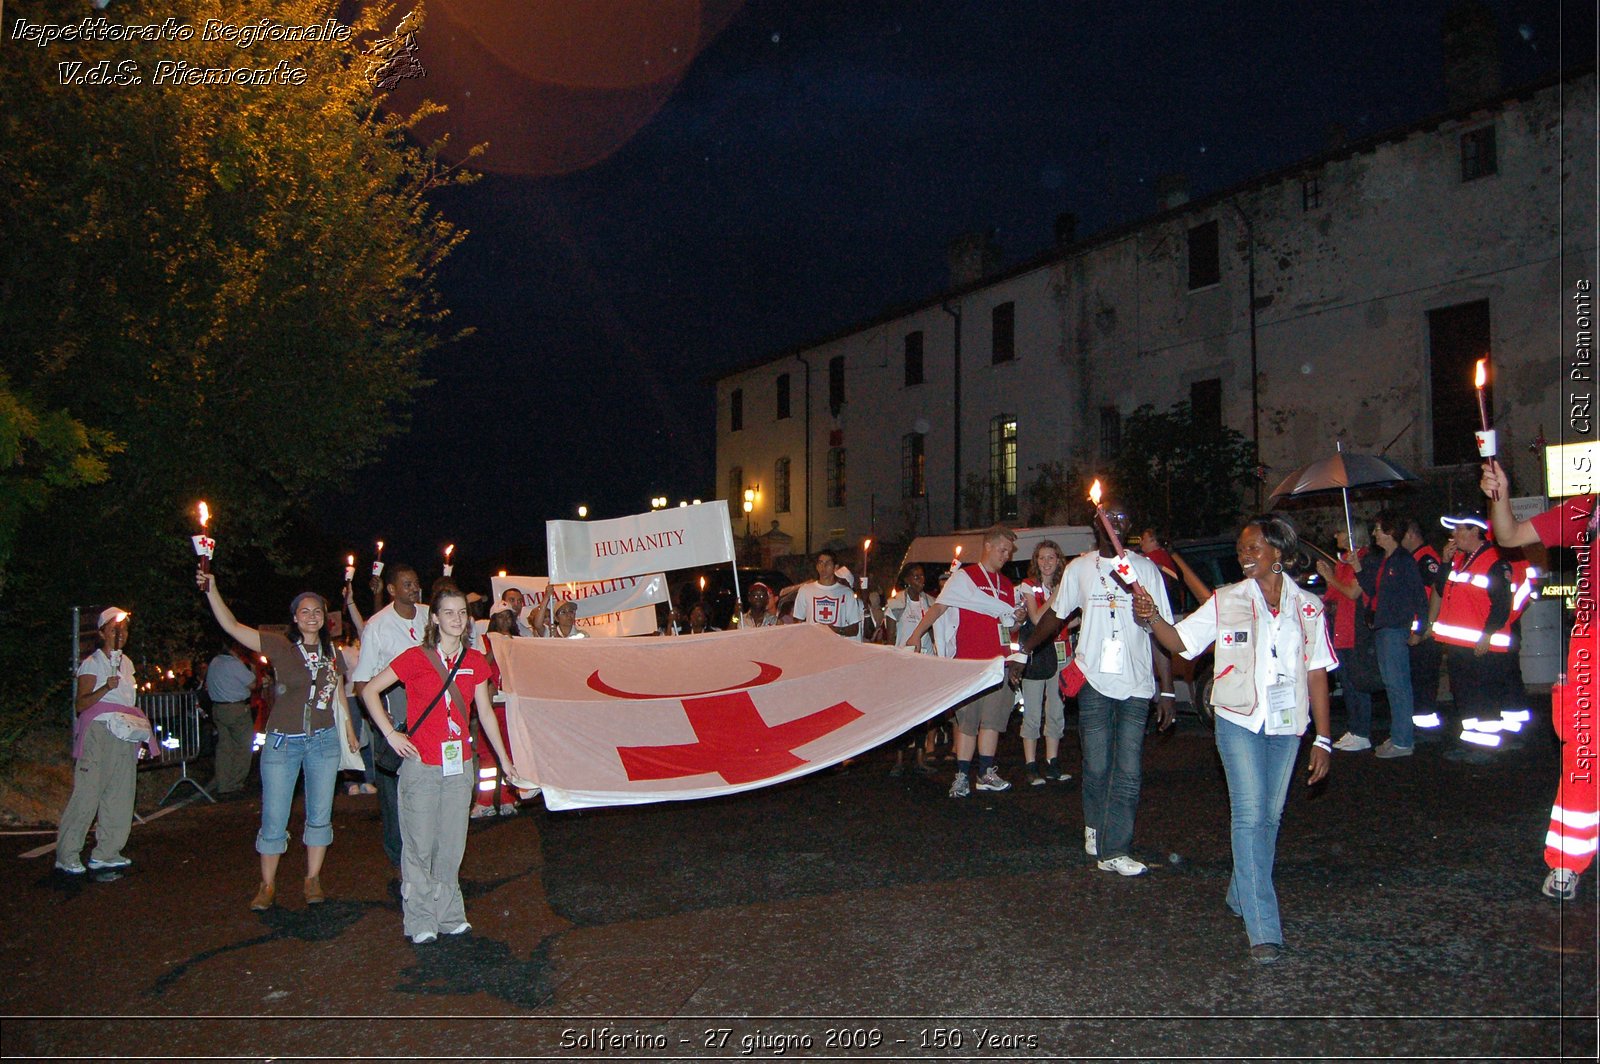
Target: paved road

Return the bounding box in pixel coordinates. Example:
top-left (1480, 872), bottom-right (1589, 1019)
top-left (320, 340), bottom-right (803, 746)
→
top-left (3, 706), bottom-right (1595, 1061)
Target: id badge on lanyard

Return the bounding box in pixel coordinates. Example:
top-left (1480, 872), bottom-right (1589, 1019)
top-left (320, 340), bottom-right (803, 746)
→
top-left (1099, 635), bottom-right (1126, 675)
top-left (1264, 611), bottom-right (1295, 732)
top-left (440, 693), bottom-right (465, 776)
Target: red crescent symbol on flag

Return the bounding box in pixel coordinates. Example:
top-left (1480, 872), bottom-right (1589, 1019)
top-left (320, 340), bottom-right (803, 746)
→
top-left (586, 661), bottom-right (784, 700)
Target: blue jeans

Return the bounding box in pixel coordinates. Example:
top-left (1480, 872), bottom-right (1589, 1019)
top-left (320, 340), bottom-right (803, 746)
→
top-left (1215, 718), bottom-right (1301, 947)
top-left (1374, 626), bottom-right (1415, 748)
top-left (1342, 628), bottom-right (1417, 745)
top-left (256, 727), bottom-right (341, 855)
top-left (1077, 685), bottom-right (1149, 860)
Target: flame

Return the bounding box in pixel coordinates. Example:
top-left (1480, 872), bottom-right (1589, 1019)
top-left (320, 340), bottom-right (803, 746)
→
top-left (1089, 479), bottom-right (1103, 505)
top-left (346, 555), bottom-right (354, 566)
top-left (863, 538), bottom-right (873, 551)
top-left (954, 545), bottom-right (963, 558)
top-left (376, 540), bottom-right (384, 556)
top-left (498, 569), bottom-right (507, 577)
top-left (444, 544), bottom-right (455, 560)
top-left (698, 576), bottom-right (706, 590)
top-left (197, 501), bottom-right (210, 528)
top-left (1474, 359), bottom-right (1488, 389)
top-left (113, 611), bottom-right (128, 624)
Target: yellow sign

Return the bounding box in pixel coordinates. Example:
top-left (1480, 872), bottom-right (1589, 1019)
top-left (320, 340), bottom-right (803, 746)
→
top-left (1544, 441), bottom-right (1599, 498)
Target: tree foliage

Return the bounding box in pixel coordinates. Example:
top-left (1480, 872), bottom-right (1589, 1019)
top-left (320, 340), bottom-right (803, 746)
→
top-left (0, 0), bottom-right (476, 707)
top-left (1107, 402), bottom-right (1257, 538)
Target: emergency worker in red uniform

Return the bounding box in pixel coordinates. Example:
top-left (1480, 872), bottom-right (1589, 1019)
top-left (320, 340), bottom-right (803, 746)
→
top-left (1482, 461), bottom-right (1597, 902)
top-left (1403, 520), bottom-right (1445, 731)
top-left (1427, 510), bottom-right (1517, 762)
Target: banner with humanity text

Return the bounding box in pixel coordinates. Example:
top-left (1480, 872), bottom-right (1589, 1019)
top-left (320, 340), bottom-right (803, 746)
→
top-left (490, 574), bottom-right (666, 637)
top-left (490, 624), bottom-right (1003, 810)
top-left (547, 500), bottom-right (736, 584)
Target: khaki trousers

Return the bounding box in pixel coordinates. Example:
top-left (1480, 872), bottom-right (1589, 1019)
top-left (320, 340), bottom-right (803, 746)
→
top-left (209, 701), bottom-right (255, 793)
top-left (397, 756), bottom-right (475, 937)
top-left (57, 721), bottom-right (139, 863)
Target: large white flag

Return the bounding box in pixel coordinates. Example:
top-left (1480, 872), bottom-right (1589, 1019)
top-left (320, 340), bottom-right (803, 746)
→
top-left (547, 501), bottom-right (736, 583)
top-left (492, 625), bottom-right (1002, 810)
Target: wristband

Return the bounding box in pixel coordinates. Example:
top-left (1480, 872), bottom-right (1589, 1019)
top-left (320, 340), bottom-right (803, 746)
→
top-left (1158, 692), bottom-right (1176, 699)
top-left (1312, 735), bottom-right (1333, 752)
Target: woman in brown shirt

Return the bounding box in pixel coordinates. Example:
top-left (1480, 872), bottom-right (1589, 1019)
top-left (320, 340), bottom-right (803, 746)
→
top-left (200, 570), bottom-right (359, 911)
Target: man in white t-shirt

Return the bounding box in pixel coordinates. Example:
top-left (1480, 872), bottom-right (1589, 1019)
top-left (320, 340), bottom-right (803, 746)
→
top-left (793, 550), bottom-right (862, 637)
top-left (352, 564), bottom-right (428, 866)
top-left (1012, 505), bottom-right (1175, 876)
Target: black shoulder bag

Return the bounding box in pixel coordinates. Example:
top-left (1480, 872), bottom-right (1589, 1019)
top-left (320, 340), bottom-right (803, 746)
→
top-left (374, 650), bottom-right (467, 775)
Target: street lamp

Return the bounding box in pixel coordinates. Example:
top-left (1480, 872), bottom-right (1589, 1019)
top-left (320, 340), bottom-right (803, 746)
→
top-left (742, 486), bottom-right (758, 536)
top-left (577, 505), bottom-right (588, 519)
top-left (650, 496), bottom-right (667, 510)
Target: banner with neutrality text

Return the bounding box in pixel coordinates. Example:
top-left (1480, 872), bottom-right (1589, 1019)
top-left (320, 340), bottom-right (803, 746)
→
top-left (547, 501), bottom-right (736, 584)
top-left (490, 625), bottom-right (1003, 810)
top-left (490, 574), bottom-right (664, 637)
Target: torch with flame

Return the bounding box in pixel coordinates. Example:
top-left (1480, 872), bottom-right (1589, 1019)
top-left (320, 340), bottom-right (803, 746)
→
top-left (344, 554), bottom-right (356, 584)
top-left (1474, 359), bottom-right (1499, 499)
top-left (949, 544), bottom-right (963, 576)
top-left (443, 543), bottom-right (455, 577)
top-left (372, 540), bottom-right (385, 578)
top-left (192, 501), bottom-right (215, 591)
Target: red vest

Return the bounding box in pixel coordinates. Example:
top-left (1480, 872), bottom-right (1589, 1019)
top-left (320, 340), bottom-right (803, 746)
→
top-left (1433, 546), bottom-right (1512, 651)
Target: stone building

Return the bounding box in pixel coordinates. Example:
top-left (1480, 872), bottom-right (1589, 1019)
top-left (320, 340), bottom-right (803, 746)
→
top-left (715, 63), bottom-right (1596, 556)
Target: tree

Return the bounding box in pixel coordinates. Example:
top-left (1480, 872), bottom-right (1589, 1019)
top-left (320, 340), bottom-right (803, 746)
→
top-left (1107, 402), bottom-right (1256, 538)
top-left (0, 0), bottom-right (477, 707)
top-left (0, 374), bottom-right (121, 594)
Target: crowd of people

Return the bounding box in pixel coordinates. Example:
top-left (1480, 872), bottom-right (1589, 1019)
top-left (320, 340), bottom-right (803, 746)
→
top-left (53, 465), bottom-right (1594, 962)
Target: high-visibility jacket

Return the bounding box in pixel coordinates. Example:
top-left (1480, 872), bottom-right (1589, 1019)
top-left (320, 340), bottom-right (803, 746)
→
top-left (1433, 546), bottom-right (1513, 650)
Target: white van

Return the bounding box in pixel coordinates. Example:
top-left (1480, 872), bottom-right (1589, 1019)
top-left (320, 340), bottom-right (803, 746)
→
top-left (897, 524), bottom-right (1098, 584)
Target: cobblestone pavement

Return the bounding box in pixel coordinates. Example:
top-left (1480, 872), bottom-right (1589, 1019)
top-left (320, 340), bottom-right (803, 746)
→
top-left (3, 704), bottom-right (1595, 1061)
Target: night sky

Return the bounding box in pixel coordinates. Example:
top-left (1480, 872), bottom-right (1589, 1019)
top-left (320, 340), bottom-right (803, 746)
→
top-left (323, 0), bottom-right (1587, 575)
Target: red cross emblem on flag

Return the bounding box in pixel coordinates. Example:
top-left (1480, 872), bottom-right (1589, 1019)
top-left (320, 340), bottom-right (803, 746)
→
top-left (616, 692), bottom-right (864, 785)
top-left (192, 534), bottom-right (216, 558)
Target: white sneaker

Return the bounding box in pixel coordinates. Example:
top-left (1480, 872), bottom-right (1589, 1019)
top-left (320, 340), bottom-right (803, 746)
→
top-left (1332, 732), bottom-right (1371, 752)
top-left (469, 804), bottom-right (497, 819)
top-left (411, 931), bottom-right (438, 944)
top-left (1097, 854), bottom-right (1148, 877)
top-left (443, 921), bottom-right (472, 935)
top-left (1543, 868), bottom-right (1580, 901)
top-left (1084, 827), bottom-right (1098, 856)
top-left (55, 857), bottom-right (86, 875)
top-left (973, 767), bottom-right (1011, 792)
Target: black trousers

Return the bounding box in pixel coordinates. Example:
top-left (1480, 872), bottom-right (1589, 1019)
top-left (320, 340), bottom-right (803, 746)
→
top-left (1444, 645), bottom-right (1516, 721)
top-left (1410, 637), bottom-right (1442, 716)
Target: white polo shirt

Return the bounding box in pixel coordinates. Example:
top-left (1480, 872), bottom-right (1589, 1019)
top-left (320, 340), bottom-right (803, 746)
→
top-left (1052, 550), bottom-right (1172, 701)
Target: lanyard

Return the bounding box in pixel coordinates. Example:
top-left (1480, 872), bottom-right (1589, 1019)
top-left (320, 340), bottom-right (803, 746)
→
top-left (972, 565), bottom-right (1002, 600)
top-left (1095, 557), bottom-right (1122, 622)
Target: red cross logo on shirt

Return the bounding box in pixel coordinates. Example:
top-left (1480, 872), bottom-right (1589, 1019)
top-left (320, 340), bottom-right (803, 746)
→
top-left (616, 692), bottom-right (863, 785)
top-left (1301, 603), bottom-right (1318, 618)
top-left (1222, 632), bottom-right (1235, 645)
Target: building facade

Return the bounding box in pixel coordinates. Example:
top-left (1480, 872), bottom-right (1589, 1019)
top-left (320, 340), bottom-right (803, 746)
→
top-left (716, 69), bottom-right (1597, 555)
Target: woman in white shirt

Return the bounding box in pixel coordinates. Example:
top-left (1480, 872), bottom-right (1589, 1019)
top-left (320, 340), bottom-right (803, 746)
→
top-left (1134, 515), bottom-right (1335, 965)
top-left (55, 608), bottom-right (156, 874)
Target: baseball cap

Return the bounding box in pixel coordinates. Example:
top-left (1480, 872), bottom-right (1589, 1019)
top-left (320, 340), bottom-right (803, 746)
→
top-left (97, 607), bottom-right (129, 628)
top-left (1440, 509), bottom-right (1489, 531)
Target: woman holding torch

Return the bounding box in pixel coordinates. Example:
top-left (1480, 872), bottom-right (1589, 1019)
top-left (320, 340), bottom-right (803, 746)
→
top-left (199, 572), bottom-right (359, 910)
top-left (1132, 515), bottom-right (1335, 964)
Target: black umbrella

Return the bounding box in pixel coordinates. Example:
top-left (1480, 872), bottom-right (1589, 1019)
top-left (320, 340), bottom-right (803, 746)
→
top-left (1269, 442), bottom-right (1419, 547)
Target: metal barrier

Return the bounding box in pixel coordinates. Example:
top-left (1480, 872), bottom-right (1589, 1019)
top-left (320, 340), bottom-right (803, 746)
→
top-left (137, 691), bottom-right (214, 806)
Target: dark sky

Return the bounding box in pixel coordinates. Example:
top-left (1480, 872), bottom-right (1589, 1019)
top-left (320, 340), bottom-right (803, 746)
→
top-left (324, 0), bottom-right (1587, 575)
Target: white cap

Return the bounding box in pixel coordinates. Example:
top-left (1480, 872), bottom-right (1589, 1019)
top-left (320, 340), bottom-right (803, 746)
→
top-left (834, 566), bottom-right (855, 587)
top-left (98, 607), bottom-right (129, 628)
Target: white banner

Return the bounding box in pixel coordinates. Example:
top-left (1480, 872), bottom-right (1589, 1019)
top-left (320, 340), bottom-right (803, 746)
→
top-left (490, 574), bottom-right (663, 637)
top-left (547, 501), bottom-right (736, 583)
top-left (491, 625), bottom-right (1002, 810)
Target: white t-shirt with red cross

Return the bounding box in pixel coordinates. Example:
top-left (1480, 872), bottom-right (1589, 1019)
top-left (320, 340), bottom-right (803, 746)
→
top-left (794, 580), bottom-right (862, 630)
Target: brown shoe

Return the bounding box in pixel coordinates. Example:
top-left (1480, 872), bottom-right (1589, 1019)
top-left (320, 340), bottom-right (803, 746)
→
top-left (304, 875), bottom-right (325, 904)
top-left (249, 882), bottom-right (275, 911)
